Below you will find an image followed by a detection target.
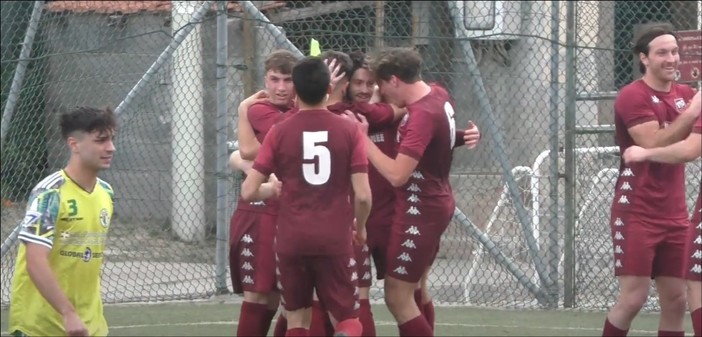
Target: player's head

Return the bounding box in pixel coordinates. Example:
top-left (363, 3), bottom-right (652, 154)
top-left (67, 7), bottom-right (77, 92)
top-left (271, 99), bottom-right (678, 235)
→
top-left (633, 27), bottom-right (679, 82)
top-left (320, 50), bottom-right (353, 97)
top-left (369, 47), bottom-right (422, 106)
top-left (264, 49), bottom-right (298, 107)
top-left (346, 51), bottom-right (375, 104)
top-left (60, 106), bottom-right (117, 171)
top-left (292, 56), bottom-right (331, 106)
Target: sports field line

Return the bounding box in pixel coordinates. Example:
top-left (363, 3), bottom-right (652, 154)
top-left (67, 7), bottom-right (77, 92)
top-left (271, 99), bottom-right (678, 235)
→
top-left (106, 319), bottom-right (664, 335)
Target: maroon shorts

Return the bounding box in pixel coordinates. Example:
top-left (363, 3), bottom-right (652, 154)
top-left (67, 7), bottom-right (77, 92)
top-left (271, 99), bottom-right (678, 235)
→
top-left (385, 218), bottom-right (450, 283)
top-left (610, 212), bottom-right (688, 278)
top-left (276, 252), bottom-right (359, 322)
top-left (356, 223), bottom-right (391, 287)
top-left (687, 209), bottom-right (702, 282)
top-left (229, 210), bottom-right (277, 294)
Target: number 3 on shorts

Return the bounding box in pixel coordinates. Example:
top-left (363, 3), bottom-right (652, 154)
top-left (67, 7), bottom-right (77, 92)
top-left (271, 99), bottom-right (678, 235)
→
top-left (303, 131), bottom-right (331, 185)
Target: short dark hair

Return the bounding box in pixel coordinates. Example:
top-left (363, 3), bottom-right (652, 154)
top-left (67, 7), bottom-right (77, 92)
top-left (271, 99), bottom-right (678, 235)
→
top-left (320, 50), bottom-right (353, 82)
top-left (348, 50), bottom-right (369, 77)
top-left (633, 26), bottom-right (678, 74)
top-left (292, 56), bottom-right (330, 106)
top-left (369, 47), bottom-right (422, 83)
top-left (264, 49), bottom-right (298, 74)
top-left (60, 106), bottom-right (117, 139)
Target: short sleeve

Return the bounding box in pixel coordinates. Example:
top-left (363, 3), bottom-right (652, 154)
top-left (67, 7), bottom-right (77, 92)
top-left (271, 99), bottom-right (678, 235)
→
top-left (614, 85), bottom-right (657, 128)
top-left (453, 128), bottom-right (466, 148)
top-left (18, 189), bottom-right (61, 249)
top-left (248, 103), bottom-right (282, 142)
top-left (252, 125), bottom-right (277, 176)
top-left (398, 109), bottom-right (434, 161)
top-left (351, 128), bottom-right (368, 174)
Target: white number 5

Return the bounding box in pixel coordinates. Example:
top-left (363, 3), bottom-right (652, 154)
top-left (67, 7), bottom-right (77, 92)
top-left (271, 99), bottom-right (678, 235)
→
top-left (302, 131), bottom-right (331, 185)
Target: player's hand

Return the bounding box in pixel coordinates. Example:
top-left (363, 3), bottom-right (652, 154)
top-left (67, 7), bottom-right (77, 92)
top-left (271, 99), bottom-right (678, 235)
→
top-left (353, 222), bottom-right (366, 246)
top-left (324, 58), bottom-right (345, 91)
top-left (464, 120), bottom-right (480, 149)
top-left (239, 90), bottom-right (269, 111)
top-left (63, 312), bottom-right (89, 336)
top-left (622, 146), bottom-right (649, 164)
top-left (344, 110), bottom-right (370, 135)
top-left (268, 174), bottom-right (282, 198)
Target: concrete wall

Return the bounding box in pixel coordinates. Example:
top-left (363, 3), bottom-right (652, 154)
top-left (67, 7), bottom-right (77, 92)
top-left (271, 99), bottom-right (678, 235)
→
top-left (41, 11), bottom-right (247, 229)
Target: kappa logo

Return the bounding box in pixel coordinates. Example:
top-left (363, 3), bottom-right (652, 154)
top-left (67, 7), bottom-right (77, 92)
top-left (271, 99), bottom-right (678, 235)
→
top-left (362, 245), bottom-right (369, 253)
top-left (614, 245), bottom-right (624, 254)
top-left (242, 275), bottom-right (254, 284)
top-left (614, 231), bottom-right (624, 240)
top-left (651, 96), bottom-right (660, 104)
top-left (613, 218), bottom-right (624, 227)
top-left (694, 235), bottom-right (702, 245)
top-left (363, 258), bottom-right (370, 266)
top-left (351, 272), bottom-right (358, 281)
top-left (362, 272), bottom-right (371, 280)
top-left (348, 258), bottom-right (356, 267)
top-left (620, 182), bottom-right (632, 191)
top-left (241, 234), bottom-right (253, 244)
top-left (411, 171), bottom-right (425, 180)
top-left (615, 259), bottom-right (623, 268)
top-left (405, 226), bottom-right (420, 236)
top-left (397, 252), bottom-right (412, 262)
top-left (354, 301), bottom-right (361, 310)
top-left (621, 168), bottom-right (634, 177)
top-left (407, 183), bottom-right (421, 193)
top-left (393, 266), bottom-right (408, 275)
top-left (697, 221), bottom-right (702, 229)
top-left (241, 248), bottom-right (254, 257)
top-left (407, 206), bottom-right (421, 215)
top-left (692, 264), bottom-right (702, 274)
top-left (401, 239), bottom-right (417, 249)
top-left (407, 194), bottom-right (421, 203)
top-left (242, 262), bottom-right (254, 270)
top-left (618, 195), bottom-right (630, 204)
top-left (692, 250), bottom-right (702, 260)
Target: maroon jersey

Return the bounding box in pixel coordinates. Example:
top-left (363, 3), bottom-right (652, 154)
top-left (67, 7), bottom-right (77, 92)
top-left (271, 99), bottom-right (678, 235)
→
top-left (328, 102), bottom-right (399, 227)
top-left (612, 80), bottom-right (696, 222)
top-left (692, 115), bottom-right (701, 226)
top-left (394, 83), bottom-right (457, 225)
top-left (252, 109), bottom-right (368, 255)
top-left (240, 101), bottom-right (291, 215)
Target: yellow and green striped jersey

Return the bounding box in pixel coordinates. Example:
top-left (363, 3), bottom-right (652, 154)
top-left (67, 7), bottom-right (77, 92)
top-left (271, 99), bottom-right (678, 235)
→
top-left (10, 170), bottom-right (114, 337)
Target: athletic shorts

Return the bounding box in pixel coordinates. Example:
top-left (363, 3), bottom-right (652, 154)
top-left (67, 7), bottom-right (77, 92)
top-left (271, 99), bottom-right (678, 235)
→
top-left (610, 212), bottom-right (688, 279)
top-left (385, 216), bottom-right (451, 283)
top-left (356, 223), bottom-right (391, 287)
top-left (276, 252), bottom-right (359, 322)
top-left (229, 210), bottom-right (277, 294)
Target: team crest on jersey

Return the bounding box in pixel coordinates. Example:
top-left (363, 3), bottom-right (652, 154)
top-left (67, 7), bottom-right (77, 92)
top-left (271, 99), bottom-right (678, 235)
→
top-left (100, 208), bottom-right (110, 228)
top-left (674, 98), bottom-right (686, 110)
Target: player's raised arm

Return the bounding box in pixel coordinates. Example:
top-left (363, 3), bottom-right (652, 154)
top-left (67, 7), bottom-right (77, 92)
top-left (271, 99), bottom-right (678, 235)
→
top-left (351, 112), bottom-right (419, 187)
top-left (623, 82), bottom-right (700, 149)
top-left (237, 90), bottom-right (269, 160)
top-left (228, 150), bottom-right (254, 175)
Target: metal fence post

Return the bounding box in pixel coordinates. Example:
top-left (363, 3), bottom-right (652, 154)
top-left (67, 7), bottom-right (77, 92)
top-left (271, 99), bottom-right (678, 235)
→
top-left (239, 1), bottom-right (304, 59)
top-left (1, 0), bottom-right (44, 151)
top-left (214, 0), bottom-right (230, 295)
top-left (547, 0), bottom-right (562, 309)
top-left (563, 0), bottom-right (578, 309)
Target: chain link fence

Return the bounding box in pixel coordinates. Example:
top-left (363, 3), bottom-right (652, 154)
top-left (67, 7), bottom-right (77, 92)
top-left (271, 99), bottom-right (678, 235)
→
top-left (2, 0), bottom-right (701, 313)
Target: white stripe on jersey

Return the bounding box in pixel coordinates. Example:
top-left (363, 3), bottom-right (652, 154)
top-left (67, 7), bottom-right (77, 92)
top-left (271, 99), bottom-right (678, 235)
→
top-left (36, 171), bottom-right (63, 191)
top-left (18, 232), bottom-right (53, 249)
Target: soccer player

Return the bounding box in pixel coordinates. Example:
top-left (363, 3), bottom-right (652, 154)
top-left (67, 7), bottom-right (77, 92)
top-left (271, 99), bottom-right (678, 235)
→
top-left (9, 107), bottom-right (117, 337)
top-left (241, 56), bottom-right (372, 337)
top-left (346, 46), bottom-right (459, 337)
top-left (622, 112), bottom-right (702, 337)
top-left (229, 49), bottom-right (298, 337)
top-left (602, 27), bottom-right (701, 337)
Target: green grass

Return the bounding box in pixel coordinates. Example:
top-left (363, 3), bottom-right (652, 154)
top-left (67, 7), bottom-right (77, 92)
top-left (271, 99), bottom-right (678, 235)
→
top-left (0, 298), bottom-right (695, 336)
